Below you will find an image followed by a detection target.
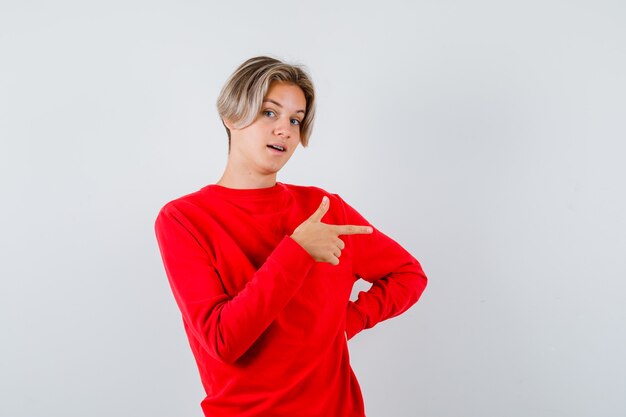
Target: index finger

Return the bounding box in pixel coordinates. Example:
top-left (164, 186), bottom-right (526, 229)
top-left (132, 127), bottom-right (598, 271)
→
top-left (331, 224), bottom-right (374, 236)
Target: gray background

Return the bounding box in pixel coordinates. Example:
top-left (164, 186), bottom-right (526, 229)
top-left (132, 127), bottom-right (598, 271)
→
top-left (1, 1), bottom-right (625, 416)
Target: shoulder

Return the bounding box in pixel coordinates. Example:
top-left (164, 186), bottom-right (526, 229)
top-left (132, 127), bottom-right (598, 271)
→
top-left (284, 183), bottom-right (371, 224)
top-left (155, 185), bottom-right (215, 222)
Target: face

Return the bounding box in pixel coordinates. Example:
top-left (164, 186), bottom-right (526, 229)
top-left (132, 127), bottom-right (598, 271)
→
top-left (227, 81), bottom-right (306, 178)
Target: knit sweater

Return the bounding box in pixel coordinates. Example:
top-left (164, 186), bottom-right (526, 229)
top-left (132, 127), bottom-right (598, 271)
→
top-left (154, 182), bottom-right (427, 416)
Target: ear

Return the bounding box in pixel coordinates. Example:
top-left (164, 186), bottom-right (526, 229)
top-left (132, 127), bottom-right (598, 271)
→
top-left (222, 118), bottom-right (235, 130)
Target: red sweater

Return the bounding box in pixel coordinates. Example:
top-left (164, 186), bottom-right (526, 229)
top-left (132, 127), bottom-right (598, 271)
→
top-left (154, 182), bottom-right (427, 417)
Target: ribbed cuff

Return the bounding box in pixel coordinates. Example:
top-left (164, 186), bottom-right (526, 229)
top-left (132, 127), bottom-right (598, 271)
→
top-left (345, 301), bottom-right (366, 340)
top-left (271, 235), bottom-right (316, 280)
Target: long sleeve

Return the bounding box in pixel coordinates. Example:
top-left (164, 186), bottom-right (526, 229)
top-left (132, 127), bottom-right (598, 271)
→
top-left (338, 197), bottom-right (428, 339)
top-left (154, 203), bottom-right (316, 364)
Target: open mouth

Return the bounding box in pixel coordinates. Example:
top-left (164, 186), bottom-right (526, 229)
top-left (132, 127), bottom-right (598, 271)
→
top-left (267, 144), bottom-right (286, 152)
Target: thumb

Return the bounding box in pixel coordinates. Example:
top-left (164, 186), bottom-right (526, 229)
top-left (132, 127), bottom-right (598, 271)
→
top-left (307, 196), bottom-right (330, 223)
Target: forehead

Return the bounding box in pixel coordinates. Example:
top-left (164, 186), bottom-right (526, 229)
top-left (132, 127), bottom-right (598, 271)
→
top-left (264, 82), bottom-right (306, 108)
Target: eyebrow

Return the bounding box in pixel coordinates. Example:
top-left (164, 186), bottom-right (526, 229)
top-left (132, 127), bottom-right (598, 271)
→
top-left (263, 99), bottom-right (305, 114)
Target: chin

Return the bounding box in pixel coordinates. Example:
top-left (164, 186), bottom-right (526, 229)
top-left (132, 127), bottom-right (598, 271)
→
top-left (258, 165), bottom-right (283, 175)
top-left (269, 166), bottom-right (286, 174)
top-left (267, 161), bottom-right (289, 172)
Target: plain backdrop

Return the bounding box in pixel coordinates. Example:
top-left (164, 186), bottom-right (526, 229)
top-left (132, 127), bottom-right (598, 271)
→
top-left (1, 1), bottom-right (625, 416)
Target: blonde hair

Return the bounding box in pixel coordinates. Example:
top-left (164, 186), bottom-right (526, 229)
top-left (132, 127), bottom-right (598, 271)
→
top-left (217, 56), bottom-right (316, 148)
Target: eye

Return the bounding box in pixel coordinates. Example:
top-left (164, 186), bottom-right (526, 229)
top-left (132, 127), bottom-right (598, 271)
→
top-left (290, 118), bottom-right (301, 126)
top-left (263, 110), bottom-right (276, 118)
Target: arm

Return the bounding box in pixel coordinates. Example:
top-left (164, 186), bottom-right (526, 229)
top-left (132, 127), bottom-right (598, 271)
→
top-left (154, 204), bottom-right (316, 364)
top-left (339, 197), bottom-right (428, 339)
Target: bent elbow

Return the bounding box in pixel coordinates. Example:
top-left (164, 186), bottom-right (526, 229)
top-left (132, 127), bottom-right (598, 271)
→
top-left (410, 260), bottom-right (428, 301)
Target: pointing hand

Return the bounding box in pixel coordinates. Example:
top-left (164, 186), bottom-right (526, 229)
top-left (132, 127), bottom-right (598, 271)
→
top-left (291, 196), bottom-right (373, 266)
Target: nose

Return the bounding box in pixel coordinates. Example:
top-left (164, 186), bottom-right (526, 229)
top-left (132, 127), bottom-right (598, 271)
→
top-left (273, 117), bottom-right (291, 138)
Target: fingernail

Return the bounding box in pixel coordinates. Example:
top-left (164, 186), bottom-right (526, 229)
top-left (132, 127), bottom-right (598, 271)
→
top-left (322, 196), bottom-right (328, 205)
